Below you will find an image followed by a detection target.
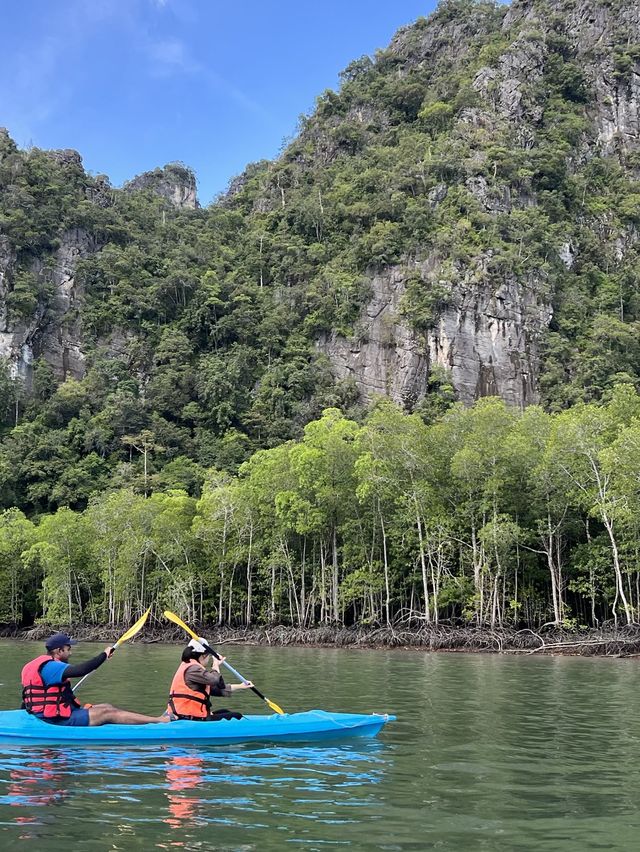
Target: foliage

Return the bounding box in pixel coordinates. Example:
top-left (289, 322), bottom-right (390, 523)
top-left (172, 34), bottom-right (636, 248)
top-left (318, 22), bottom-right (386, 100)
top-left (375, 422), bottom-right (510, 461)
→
top-left (1, 392), bottom-right (640, 628)
top-left (1, 2), bottom-right (640, 627)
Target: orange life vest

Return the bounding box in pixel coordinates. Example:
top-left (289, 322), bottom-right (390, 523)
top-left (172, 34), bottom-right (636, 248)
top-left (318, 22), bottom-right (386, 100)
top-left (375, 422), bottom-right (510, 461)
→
top-left (167, 661), bottom-right (211, 720)
top-left (21, 654), bottom-right (80, 719)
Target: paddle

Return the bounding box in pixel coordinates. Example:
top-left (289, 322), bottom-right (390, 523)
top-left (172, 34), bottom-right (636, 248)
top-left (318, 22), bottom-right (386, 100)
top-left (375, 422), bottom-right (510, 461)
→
top-left (163, 609), bottom-right (285, 715)
top-left (73, 606), bottom-right (152, 693)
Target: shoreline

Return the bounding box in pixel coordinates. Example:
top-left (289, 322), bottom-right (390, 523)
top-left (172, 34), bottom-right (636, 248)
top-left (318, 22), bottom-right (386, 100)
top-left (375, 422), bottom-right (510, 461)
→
top-left (3, 623), bottom-right (640, 657)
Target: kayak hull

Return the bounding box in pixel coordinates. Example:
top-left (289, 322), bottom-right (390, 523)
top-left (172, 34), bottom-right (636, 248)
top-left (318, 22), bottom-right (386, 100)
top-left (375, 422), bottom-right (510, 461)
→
top-left (0, 709), bottom-right (395, 746)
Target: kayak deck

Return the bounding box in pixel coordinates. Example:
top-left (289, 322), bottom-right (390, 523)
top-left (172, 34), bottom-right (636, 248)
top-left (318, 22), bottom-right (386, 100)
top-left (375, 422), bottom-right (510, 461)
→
top-left (0, 709), bottom-right (396, 746)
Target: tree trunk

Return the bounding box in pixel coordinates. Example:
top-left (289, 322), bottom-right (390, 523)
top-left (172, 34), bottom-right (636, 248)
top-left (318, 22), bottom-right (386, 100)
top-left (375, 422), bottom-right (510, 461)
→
top-left (319, 540), bottom-right (326, 624)
top-left (415, 505), bottom-right (431, 623)
top-left (379, 506), bottom-right (391, 626)
top-left (246, 522), bottom-right (253, 626)
top-left (300, 537), bottom-right (306, 628)
top-left (471, 522), bottom-right (482, 623)
top-left (603, 514), bottom-right (632, 625)
top-left (269, 558), bottom-right (276, 623)
top-left (332, 525), bottom-right (339, 622)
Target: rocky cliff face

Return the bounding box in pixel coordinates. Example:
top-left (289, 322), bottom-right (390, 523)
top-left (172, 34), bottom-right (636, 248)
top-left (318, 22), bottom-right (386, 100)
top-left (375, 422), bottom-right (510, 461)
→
top-left (427, 266), bottom-right (551, 408)
top-left (0, 155), bottom-right (197, 387)
top-left (0, 228), bottom-right (98, 387)
top-left (124, 163), bottom-right (198, 209)
top-left (504, 0), bottom-right (640, 155)
top-left (1, 0), bottom-right (639, 415)
top-left (318, 257), bottom-right (551, 409)
top-left (317, 0), bottom-right (640, 409)
top-left (317, 268), bottom-right (431, 407)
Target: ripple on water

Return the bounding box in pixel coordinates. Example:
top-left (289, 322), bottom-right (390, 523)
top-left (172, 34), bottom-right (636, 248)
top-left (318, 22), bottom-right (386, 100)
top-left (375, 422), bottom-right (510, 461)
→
top-left (2, 647), bottom-right (640, 850)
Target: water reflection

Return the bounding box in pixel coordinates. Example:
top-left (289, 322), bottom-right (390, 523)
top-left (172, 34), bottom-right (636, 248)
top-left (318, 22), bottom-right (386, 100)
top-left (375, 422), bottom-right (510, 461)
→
top-left (10, 645), bottom-right (640, 850)
top-left (164, 753), bottom-right (203, 830)
top-left (7, 748), bottom-right (68, 808)
top-left (0, 739), bottom-right (387, 848)
top-left (4, 748), bottom-right (69, 838)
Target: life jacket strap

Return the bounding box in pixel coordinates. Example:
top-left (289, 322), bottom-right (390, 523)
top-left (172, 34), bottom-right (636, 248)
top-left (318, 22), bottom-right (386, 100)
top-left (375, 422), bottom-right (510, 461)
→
top-left (169, 691), bottom-right (210, 708)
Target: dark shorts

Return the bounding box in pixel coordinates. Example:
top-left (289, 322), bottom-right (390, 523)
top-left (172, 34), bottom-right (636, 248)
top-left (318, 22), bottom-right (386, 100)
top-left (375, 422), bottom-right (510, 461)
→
top-left (43, 708), bottom-right (91, 727)
top-left (210, 710), bottom-right (242, 722)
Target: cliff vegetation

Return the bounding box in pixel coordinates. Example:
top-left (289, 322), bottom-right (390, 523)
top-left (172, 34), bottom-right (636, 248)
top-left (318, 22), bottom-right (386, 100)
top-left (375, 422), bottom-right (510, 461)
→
top-left (1, 0), bottom-right (640, 632)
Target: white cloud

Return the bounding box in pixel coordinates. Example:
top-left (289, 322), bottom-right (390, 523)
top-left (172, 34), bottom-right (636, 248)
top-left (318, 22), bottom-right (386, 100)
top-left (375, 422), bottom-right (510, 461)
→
top-left (1, 0), bottom-right (275, 147)
top-left (146, 37), bottom-right (196, 74)
top-left (141, 33), bottom-right (273, 122)
top-left (0, 0), bottom-right (127, 143)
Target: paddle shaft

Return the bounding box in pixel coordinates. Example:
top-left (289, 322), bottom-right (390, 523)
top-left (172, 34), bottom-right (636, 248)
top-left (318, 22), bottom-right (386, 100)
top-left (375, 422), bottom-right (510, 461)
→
top-left (201, 643), bottom-right (272, 705)
top-left (73, 607), bottom-right (151, 693)
top-left (73, 642), bottom-right (119, 693)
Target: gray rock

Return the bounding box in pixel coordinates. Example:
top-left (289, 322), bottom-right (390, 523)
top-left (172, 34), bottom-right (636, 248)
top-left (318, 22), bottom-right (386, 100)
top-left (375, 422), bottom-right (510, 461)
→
top-left (317, 267), bottom-right (430, 408)
top-left (427, 267), bottom-right (551, 408)
top-left (318, 257), bottom-right (551, 410)
top-left (559, 242), bottom-right (575, 269)
top-left (503, 0), bottom-right (640, 155)
top-left (0, 229), bottom-right (98, 385)
top-left (428, 183), bottom-right (448, 208)
top-left (124, 163), bottom-right (198, 209)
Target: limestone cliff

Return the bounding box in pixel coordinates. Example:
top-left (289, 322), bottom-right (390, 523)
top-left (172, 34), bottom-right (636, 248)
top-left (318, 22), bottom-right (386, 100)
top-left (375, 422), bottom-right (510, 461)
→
top-left (0, 151), bottom-right (197, 388)
top-left (1, 0), bottom-right (639, 416)
top-left (315, 0), bottom-right (640, 408)
top-left (124, 163), bottom-right (198, 209)
top-left (0, 228), bottom-right (97, 387)
top-left (318, 257), bottom-right (551, 409)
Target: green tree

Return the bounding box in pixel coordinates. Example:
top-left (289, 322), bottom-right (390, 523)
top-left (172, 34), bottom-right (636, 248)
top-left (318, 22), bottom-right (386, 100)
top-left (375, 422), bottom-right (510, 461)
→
top-left (0, 509), bottom-right (37, 622)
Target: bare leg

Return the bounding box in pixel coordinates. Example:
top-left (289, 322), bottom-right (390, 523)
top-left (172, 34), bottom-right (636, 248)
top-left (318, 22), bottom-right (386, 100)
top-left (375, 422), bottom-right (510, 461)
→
top-left (88, 703), bottom-right (171, 726)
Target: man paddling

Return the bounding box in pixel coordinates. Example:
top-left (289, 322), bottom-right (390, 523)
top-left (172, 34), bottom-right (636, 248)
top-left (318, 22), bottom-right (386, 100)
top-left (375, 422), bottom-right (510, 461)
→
top-left (21, 632), bottom-right (172, 727)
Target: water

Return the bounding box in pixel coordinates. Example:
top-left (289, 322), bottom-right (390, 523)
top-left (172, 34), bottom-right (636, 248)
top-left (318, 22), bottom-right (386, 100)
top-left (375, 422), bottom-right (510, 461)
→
top-left (0, 642), bottom-right (638, 850)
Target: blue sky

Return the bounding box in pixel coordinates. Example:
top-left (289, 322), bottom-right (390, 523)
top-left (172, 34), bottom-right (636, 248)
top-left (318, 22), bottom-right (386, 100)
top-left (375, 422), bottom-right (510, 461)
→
top-left (0, 0), bottom-right (438, 204)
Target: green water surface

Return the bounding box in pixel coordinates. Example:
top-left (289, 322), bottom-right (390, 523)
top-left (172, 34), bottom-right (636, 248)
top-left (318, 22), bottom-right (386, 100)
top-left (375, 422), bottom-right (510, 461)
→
top-left (0, 641), bottom-right (638, 851)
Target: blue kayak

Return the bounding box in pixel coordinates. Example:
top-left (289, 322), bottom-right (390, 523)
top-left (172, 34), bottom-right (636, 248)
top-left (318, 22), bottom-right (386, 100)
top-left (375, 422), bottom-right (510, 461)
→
top-left (0, 709), bottom-right (395, 746)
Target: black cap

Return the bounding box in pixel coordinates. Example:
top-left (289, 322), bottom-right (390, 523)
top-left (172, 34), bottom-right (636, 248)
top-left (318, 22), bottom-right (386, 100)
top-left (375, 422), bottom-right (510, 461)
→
top-left (45, 633), bottom-right (78, 651)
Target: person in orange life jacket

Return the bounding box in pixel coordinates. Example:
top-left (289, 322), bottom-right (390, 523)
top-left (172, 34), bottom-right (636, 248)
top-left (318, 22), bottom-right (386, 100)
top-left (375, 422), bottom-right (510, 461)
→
top-left (21, 632), bottom-right (173, 727)
top-left (167, 638), bottom-right (254, 721)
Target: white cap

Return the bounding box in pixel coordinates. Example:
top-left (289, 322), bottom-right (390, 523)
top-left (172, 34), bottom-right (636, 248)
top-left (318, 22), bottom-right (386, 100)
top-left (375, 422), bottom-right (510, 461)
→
top-left (188, 638), bottom-right (207, 654)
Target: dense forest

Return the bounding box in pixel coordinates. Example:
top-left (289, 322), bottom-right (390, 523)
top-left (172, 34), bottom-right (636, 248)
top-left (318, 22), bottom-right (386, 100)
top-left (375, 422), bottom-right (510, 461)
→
top-left (1, 0), bottom-right (640, 630)
top-left (4, 390), bottom-right (640, 631)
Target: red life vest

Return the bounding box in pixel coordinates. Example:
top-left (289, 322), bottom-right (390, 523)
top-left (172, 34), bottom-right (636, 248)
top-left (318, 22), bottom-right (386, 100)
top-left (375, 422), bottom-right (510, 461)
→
top-left (21, 654), bottom-right (80, 719)
top-left (167, 661), bottom-right (211, 720)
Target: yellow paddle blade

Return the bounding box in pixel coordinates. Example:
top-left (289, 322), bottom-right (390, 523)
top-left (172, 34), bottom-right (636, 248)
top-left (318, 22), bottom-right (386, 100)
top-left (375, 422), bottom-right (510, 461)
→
top-left (266, 698), bottom-right (285, 715)
top-left (114, 606), bottom-right (152, 648)
top-left (164, 609), bottom-right (199, 640)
